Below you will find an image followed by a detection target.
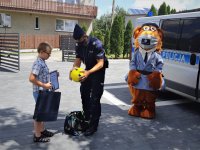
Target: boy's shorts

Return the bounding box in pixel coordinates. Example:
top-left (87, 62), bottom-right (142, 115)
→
top-left (33, 91), bottom-right (39, 103)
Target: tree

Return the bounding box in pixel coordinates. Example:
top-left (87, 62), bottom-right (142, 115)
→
top-left (118, 15), bottom-right (124, 56)
top-left (171, 9), bottom-right (176, 14)
top-left (110, 16), bottom-right (121, 58)
top-left (150, 4), bottom-right (157, 16)
top-left (92, 30), bottom-right (104, 44)
top-left (104, 29), bottom-right (110, 54)
top-left (81, 24), bottom-right (87, 32)
top-left (115, 7), bottom-right (126, 57)
top-left (90, 31), bottom-right (95, 37)
top-left (111, 0), bottom-right (115, 25)
top-left (167, 5), bottom-right (171, 14)
top-left (115, 6), bottom-right (127, 17)
top-left (92, 6), bottom-right (127, 58)
top-left (91, 14), bottom-right (112, 46)
top-left (158, 2), bottom-right (168, 15)
top-left (93, 14), bottom-right (112, 36)
top-left (124, 20), bottom-right (133, 58)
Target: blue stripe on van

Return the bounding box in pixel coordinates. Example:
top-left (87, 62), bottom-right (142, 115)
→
top-left (161, 50), bottom-right (199, 65)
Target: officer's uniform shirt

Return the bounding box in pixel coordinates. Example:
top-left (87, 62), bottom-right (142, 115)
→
top-left (75, 37), bottom-right (106, 70)
top-left (129, 47), bottom-right (164, 91)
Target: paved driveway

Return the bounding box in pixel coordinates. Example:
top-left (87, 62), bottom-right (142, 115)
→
top-left (0, 51), bottom-right (200, 150)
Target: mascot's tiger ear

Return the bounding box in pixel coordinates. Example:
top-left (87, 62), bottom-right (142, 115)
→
top-left (133, 26), bottom-right (142, 39)
top-left (133, 26), bottom-right (142, 49)
top-left (156, 28), bottom-right (164, 51)
top-left (157, 28), bottom-right (163, 41)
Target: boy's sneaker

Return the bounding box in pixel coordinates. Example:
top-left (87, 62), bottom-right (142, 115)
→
top-left (41, 129), bottom-right (54, 137)
top-left (33, 134), bottom-right (50, 143)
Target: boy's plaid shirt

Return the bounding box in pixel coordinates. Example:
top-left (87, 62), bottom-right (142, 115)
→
top-left (31, 57), bottom-right (49, 92)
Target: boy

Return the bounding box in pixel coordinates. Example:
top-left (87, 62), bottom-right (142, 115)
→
top-left (29, 42), bottom-right (54, 142)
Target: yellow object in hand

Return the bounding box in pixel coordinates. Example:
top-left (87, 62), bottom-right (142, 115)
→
top-left (70, 68), bottom-right (84, 82)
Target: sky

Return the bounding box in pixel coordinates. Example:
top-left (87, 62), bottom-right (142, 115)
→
top-left (95, 0), bottom-right (200, 18)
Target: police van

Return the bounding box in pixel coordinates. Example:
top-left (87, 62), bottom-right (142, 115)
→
top-left (134, 11), bottom-right (200, 101)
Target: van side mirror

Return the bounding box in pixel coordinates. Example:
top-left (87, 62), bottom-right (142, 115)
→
top-left (190, 53), bottom-right (196, 65)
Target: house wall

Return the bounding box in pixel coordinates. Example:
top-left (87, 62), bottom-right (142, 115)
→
top-left (80, 0), bottom-right (95, 6)
top-left (52, 0), bottom-right (95, 6)
top-left (0, 9), bottom-right (93, 49)
top-left (0, 11), bottom-right (92, 35)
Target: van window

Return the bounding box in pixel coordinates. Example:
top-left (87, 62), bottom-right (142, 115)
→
top-left (161, 18), bottom-right (200, 53)
top-left (180, 18), bottom-right (200, 53)
top-left (161, 19), bottom-right (180, 50)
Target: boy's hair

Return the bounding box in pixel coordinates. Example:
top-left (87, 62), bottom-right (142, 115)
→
top-left (37, 42), bottom-right (52, 53)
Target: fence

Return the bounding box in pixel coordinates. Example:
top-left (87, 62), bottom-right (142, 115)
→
top-left (60, 34), bottom-right (76, 62)
top-left (20, 34), bottom-right (59, 49)
top-left (0, 33), bottom-right (20, 71)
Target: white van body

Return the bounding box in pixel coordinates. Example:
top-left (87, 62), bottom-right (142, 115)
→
top-left (134, 12), bottom-right (200, 101)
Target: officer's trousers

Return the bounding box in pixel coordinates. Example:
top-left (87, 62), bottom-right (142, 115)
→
top-left (80, 69), bottom-right (105, 128)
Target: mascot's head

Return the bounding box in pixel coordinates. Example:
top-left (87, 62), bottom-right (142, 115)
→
top-left (133, 23), bottom-right (163, 52)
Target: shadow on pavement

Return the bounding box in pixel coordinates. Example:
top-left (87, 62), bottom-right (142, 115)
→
top-left (1, 99), bottom-right (200, 149)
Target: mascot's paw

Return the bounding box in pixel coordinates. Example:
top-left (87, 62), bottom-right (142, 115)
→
top-left (148, 72), bottom-right (162, 90)
top-left (128, 84), bottom-right (135, 98)
top-left (128, 105), bottom-right (141, 117)
top-left (128, 70), bottom-right (141, 85)
top-left (140, 109), bottom-right (155, 119)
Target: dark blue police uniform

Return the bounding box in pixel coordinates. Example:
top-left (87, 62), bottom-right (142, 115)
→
top-left (75, 36), bottom-right (108, 130)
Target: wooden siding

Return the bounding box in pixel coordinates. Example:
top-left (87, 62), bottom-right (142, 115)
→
top-left (20, 34), bottom-right (59, 49)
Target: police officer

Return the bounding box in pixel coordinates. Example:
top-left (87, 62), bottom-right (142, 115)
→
top-left (70, 24), bottom-right (108, 136)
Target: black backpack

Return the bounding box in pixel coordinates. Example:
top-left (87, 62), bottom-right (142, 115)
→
top-left (64, 111), bottom-right (89, 136)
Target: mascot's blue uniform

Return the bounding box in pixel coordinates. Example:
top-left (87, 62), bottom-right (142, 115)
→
top-left (74, 24), bottom-right (108, 130)
top-left (130, 48), bottom-right (165, 91)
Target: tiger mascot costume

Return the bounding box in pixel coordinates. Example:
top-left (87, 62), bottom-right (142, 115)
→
top-left (127, 23), bottom-right (164, 119)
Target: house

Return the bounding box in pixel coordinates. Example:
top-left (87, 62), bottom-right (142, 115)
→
top-left (125, 8), bottom-right (150, 28)
top-left (0, 0), bottom-right (97, 49)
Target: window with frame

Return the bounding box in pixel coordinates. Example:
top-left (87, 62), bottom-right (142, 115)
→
top-left (0, 13), bottom-right (11, 28)
top-left (58, 0), bottom-right (79, 4)
top-left (56, 19), bottom-right (78, 32)
top-left (161, 18), bottom-right (200, 53)
top-left (161, 19), bottom-right (180, 50)
top-left (64, 0), bottom-right (76, 4)
top-left (179, 18), bottom-right (200, 53)
top-left (35, 17), bottom-right (39, 29)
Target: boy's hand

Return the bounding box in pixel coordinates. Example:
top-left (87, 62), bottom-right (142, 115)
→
top-left (43, 82), bottom-right (52, 89)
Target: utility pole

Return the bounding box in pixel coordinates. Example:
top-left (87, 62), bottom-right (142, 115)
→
top-left (111, 0), bottom-right (115, 26)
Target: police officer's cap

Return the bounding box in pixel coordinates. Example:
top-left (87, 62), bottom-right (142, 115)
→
top-left (73, 24), bottom-right (85, 40)
top-left (141, 23), bottom-right (159, 28)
